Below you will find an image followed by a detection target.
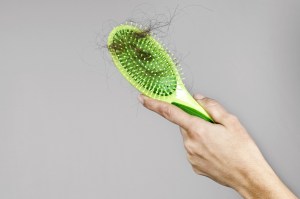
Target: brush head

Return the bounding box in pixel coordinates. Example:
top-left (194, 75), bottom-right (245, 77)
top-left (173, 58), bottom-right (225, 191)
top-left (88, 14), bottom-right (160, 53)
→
top-left (107, 23), bottom-right (215, 123)
top-left (107, 23), bottom-right (180, 97)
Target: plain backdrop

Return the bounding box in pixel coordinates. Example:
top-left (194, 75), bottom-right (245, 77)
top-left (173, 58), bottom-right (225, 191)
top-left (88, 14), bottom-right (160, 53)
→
top-left (1, 0), bottom-right (299, 198)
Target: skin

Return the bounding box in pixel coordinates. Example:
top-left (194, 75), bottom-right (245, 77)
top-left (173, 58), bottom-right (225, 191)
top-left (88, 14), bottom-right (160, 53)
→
top-left (138, 93), bottom-right (298, 199)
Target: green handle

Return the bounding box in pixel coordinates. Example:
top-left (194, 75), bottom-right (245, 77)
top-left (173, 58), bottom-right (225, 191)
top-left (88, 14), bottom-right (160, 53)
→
top-left (171, 102), bottom-right (214, 123)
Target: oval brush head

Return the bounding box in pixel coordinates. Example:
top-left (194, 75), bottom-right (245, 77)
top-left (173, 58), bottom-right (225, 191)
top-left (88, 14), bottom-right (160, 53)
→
top-left (107, 22), bottom-right (214, 123)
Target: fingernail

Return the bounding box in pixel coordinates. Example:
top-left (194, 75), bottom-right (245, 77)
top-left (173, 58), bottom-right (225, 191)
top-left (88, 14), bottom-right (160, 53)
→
top-left (138, 94), bottom-right (144, 104)
top-left (194, 94), bottom-right (205, 100)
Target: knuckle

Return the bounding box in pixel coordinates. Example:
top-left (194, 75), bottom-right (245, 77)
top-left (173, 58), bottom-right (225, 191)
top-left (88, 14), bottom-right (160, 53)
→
top-left (159, 104), bottom-right (172, 119)
top-left (225, 114), bottom-right (239, 125)
top-left (187, 153), bottom-right (196, 165)
top-left (187, 155), bottom-right (204, 175)
top-left (203, 98), bottom-right (218, 107)
top-left (184, 140), bottom-right (196, 155)
top-left (192, 167), bottom-right (204, 175)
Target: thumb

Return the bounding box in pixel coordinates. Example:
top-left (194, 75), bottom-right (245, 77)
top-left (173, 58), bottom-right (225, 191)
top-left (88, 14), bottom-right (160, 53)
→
top-left (139, 94), bottom-right (207, 130)
top-left (193, 94), bottom-right (233, 125)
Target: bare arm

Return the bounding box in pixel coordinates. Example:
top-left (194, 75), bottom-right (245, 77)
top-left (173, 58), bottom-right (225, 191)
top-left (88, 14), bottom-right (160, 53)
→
top-left (138, 94), bottom-right (298, 199)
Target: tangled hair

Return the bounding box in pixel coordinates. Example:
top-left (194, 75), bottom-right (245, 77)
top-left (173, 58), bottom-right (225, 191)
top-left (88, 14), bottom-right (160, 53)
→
top-left (100, 5), bottom-right (179, 52)
top-left (98, 4), bottom-right (213, 95)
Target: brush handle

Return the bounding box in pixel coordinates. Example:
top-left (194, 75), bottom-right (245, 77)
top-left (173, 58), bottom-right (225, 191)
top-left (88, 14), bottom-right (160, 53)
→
top-left (171, 84), bottom-right (214, 123)
top-left (171, 102), bottom-right (214, 123)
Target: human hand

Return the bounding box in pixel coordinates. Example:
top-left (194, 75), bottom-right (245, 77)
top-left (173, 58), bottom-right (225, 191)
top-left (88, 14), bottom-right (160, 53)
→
top-left (138, 94), bottom-right (297, 199)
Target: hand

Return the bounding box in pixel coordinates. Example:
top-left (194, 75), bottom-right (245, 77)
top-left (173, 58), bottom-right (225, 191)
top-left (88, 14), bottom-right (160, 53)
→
top-left (138, 94), bottom-right (298, 199)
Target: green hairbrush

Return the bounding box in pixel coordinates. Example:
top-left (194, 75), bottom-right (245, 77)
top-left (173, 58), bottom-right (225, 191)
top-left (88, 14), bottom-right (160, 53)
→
top-left (107, 22), bottom-right (214, 123)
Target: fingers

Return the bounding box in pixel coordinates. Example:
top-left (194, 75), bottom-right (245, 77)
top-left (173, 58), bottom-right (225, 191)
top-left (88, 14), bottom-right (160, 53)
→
top-left (193, 94), bottom-right (237, 127)
top-left (138, 94), bottom-right (207, 130)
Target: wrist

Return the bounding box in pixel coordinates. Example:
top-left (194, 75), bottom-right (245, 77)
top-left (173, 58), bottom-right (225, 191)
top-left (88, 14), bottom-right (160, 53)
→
top-left (232, 163), bottom-right (297, 199)
top-left (234, 165), bottom-right (278, 198)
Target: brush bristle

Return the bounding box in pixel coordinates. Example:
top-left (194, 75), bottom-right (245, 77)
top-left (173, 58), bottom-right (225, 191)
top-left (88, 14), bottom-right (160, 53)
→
top-left (108, 24), bottom-right (179, 97)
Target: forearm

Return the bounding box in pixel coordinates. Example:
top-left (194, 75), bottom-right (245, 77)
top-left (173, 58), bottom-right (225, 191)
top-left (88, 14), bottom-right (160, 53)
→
top-left (233, 163), bottom-right (298, 199)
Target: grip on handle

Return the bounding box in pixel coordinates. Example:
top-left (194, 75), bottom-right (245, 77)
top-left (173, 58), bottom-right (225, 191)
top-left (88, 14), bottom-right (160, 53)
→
top-left (171, 102), bottom-right (214, 123)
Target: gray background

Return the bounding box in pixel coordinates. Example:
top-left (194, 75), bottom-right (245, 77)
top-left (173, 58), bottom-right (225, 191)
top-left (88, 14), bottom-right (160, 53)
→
top-left (1, 0), bottom-right (299, 198)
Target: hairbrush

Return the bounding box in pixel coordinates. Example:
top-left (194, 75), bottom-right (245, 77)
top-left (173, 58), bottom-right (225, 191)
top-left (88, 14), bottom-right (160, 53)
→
top-left (107, 22), bottom-right (214, 123)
